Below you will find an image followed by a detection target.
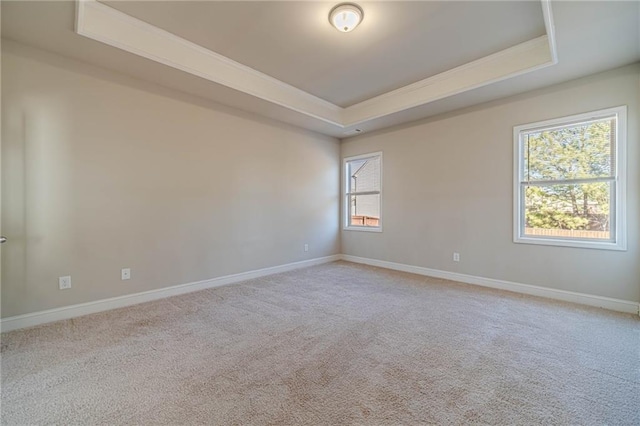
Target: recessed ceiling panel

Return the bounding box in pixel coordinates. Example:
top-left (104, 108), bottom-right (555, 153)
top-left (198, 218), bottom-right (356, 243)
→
top-left (103, 1), bottom-right (546, 107)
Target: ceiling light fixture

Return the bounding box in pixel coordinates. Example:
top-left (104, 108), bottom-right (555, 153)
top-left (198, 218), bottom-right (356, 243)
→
top-left (329, 3), bottom-right (364, 33)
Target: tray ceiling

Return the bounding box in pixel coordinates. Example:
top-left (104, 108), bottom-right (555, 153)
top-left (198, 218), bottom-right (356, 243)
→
top-left (75, 0), bottom-right (556, 131)
top-left (102, 1), bottom-right (546, 107)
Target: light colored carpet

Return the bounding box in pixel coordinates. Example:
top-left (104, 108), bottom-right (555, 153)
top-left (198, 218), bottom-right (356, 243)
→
top-left (1, 261), bottom-right (639, 425)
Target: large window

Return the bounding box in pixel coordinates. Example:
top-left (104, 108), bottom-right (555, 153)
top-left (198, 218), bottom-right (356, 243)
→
top-left (344, 152), bottom-right (382, 232)
top-left (514, 106), bottom-right (626, 250)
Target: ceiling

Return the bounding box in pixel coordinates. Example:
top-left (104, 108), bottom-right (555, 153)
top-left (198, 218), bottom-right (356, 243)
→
top-left (2, 1), bottom-right (639, 138)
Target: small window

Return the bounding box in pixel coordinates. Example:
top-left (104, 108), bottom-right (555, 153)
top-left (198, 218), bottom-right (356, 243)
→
top-left (344, 152), bottom-right (382, 232)
top-left (514, 106), bottom-right (627, 250)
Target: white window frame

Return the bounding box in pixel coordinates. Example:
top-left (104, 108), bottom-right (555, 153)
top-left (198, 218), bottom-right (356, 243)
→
top-left (343, 152), bottom-right (383, 232)
top-left (513, 106), bottom-right (627, 251)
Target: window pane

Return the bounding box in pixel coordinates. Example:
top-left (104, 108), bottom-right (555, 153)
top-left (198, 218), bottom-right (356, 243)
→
top-left (348, 156), bottom-right (380, 193)
top-left (524, 182), bottom-right (611, 240)
top-left (524, 118), bottom-right (614, 181)
top-left (349, 194), bottom-right (380, 227)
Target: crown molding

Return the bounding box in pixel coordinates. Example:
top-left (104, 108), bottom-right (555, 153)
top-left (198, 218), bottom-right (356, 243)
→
top-left (541, 0), bottom-right (558, 64)
top-left (343, 35), bottom-right (554, 127)
top-left (76, 0), bottom-right (557, 134)
top-left (76, 0), bottom-right (343, 126)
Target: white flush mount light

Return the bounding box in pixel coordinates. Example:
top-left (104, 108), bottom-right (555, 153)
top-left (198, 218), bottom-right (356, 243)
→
top-left (329, 3), bottom-right (364, 33)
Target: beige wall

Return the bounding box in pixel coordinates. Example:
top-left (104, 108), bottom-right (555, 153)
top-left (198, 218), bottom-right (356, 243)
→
top-left (2, 40), bottom-right (638, 321)
top-left (342, 64), bottom-right (640, 302)
top-left (1, 42), bottom-right (340, 318)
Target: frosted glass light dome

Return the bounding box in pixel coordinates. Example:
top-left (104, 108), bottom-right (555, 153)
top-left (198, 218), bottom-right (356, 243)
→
top-left (329, 3), bottom-right (364, 33)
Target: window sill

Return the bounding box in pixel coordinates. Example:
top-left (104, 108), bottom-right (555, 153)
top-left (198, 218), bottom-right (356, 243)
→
top-left (514, 236), bottom-right (626, 251)
top-left (343, 226), bottom-right (383, 233)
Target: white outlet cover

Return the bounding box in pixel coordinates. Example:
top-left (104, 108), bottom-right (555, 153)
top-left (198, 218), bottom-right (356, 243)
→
top-left (59, 275), bottom-right (72, 290)
top-left (304, 244), bottom-right (309, 252)
top-left (121, 268), bottom-right (131, 280)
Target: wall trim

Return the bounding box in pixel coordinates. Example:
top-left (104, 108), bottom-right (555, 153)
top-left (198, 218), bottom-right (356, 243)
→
top-left (340, 255), bottom-right (640, 315)
top-left (0, 255), bottom-right (341, 333)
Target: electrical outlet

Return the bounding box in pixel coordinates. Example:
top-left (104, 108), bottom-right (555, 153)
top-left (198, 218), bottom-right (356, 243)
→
top-left (304, 244), bottom-right (309, 252)
top-left (453, 252), bottom-right (460, 262)
top-left (59, 276), bottom-right (72, 290)
top-left (121, 268), bottom-right (131, 280)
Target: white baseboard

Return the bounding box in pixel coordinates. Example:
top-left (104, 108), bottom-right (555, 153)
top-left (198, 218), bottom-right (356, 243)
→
top-left (0, 255), bottom-right (341, 333)
top-left (340, 255), bottom-right (640, 315)
top-left (3, 253), bottom-right (637, 333)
